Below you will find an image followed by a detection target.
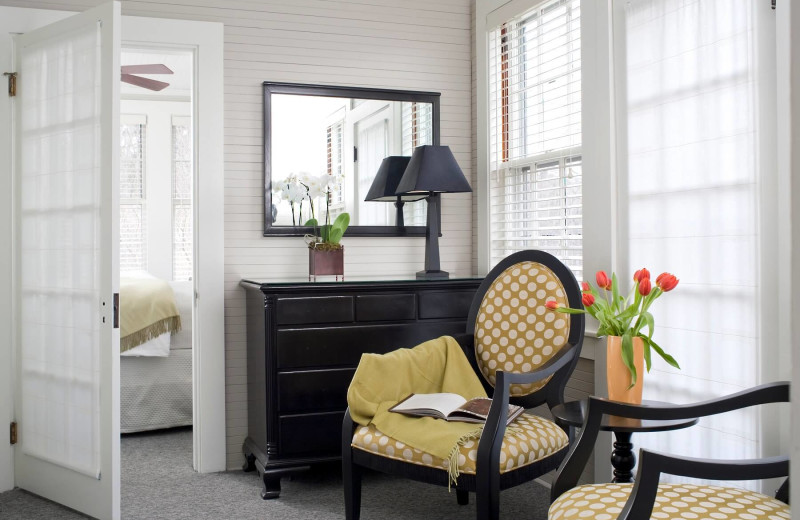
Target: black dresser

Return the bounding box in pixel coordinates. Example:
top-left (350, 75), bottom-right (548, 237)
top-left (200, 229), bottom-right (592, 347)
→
top-left (240, 275), bottom-right (483, 498)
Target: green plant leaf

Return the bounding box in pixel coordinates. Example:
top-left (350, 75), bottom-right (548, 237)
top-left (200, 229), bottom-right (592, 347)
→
top-left (649, 338), bottom-right (681, 369)
top-left (611, 273), bottom-right (620, 312)
top-left (555, 307), bottom-right (587, 315)
top-left (329, 228), bottom-right (344, 244)
top-left (621, 332), bottom-right (637, 388)
top-left (641, 335), bottom-right (652, 372)
top-left (333, 213), bottom-right (350, 231)
top-left (643, 311), bottom-right (655, 339)
top-left (304, 218), bottom-right (318, 227)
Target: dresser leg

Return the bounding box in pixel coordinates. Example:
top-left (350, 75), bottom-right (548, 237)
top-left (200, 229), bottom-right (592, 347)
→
top-left (261, 474), bottom-right (282, 500)
top-left (242, 451), bottom-right (256, 473)
top-left (456, 489), bottom-right (469, 505)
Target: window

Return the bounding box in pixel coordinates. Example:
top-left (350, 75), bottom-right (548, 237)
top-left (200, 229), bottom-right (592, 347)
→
top-left (172, 117), bottom-right (192, 281)
top-left (488, 0), bottom-right (582, 279)
top-left (326, 120), bottom-right (346, 218)
top-left (120, 117), bottom-right (147, 273)
top-left (401, 102), bottom-right (432, 226)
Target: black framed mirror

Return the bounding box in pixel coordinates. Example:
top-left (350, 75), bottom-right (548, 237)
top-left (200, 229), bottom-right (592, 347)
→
top-left (263, 82), bottom-right (440, 237)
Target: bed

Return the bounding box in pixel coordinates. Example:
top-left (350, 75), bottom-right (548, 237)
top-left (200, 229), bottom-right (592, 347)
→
top-left (120, 276), bottom-right (193, 433)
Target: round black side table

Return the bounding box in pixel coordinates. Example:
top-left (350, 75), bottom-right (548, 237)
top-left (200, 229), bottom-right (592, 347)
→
top-left (551, 399), bottom-right (698, 483)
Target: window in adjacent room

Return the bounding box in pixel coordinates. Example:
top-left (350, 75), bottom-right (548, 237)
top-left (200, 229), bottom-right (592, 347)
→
top-left (120, 116), bottom-right (147, 274)
top-left (401, 102), bottom-right (432, 226)
top-left (172, 116), bottom-right (193, 281)
top-left (326, 120), bottom-right (346, 219)
top-left (488, 0), bottom-right (582, 279)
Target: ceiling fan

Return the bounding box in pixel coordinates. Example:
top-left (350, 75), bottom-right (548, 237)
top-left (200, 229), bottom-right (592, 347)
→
top-left (121, 64), bottom-right (173, 92)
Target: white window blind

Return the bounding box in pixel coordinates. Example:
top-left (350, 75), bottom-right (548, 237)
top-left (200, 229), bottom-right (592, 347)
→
top-left (326, 120), bottom-right (346, 218)
top-left (120, 120), bottom-right (147, 274)
top-left (488, 0), bottom-right (582, 278)
top-left (172, 118), bottom-right (193, 281)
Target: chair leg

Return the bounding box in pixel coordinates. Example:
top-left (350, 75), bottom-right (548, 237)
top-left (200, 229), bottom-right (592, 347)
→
top-left (456, 488), bottom-right (469, 505)
top-left (343, 449), bottom-right (362, 520)
top-left (476, 473), bottom-right (500, 520)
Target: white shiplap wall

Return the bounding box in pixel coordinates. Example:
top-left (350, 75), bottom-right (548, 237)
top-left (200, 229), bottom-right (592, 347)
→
top-left (2, 0), bottom-right (474, 469)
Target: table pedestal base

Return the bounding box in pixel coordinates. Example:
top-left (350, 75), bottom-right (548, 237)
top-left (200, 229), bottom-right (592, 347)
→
top-left (610, 432), bottom-right (635, 483)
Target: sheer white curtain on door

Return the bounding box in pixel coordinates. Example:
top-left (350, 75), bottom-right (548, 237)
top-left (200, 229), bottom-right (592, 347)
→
top-left (617, 0), bottom-right (771, 488)
top-left (18, 22), bottom-right (102, 477)
top-left (356, 119), bottom-right (390, 225)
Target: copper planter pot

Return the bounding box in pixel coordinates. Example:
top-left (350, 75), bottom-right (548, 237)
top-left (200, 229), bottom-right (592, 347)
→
top-left (606, 335), bottom-right (644, 404)
top-left (309, 246), bottom-right (344, 281)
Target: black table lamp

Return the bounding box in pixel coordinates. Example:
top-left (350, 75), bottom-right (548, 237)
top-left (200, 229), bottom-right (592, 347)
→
top-left (364, 156), bottom-right (427, 227)
top-left (395, 145), bottom-right (472, 279)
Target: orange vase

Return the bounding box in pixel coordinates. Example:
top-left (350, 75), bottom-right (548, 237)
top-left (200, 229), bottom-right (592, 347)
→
top-left (606, 336), bottom-right (644, 404)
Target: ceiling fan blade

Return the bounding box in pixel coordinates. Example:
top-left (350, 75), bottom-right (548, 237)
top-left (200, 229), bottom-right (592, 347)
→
top-left (121, 64), bottom-right (173, 75)
top-left (121, 74), bottom-right (170, 92)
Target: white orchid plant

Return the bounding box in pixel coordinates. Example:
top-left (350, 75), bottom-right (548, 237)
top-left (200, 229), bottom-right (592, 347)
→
top-left (275, 172), bottom-right (349, 250)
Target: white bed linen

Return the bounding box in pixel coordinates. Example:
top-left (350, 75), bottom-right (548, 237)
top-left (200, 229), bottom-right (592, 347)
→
top-left (120, 331), bottom-right (170, 357)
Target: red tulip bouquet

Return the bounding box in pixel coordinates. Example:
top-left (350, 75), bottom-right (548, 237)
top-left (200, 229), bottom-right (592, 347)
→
top-left (547, 269), bottom-right (680, 386)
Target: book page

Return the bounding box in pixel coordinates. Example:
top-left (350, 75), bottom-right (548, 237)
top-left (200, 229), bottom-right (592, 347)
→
top-left (391, 393), bottom-right (467, 417)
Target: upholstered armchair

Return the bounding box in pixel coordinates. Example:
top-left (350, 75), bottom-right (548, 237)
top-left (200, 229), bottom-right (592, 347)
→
top-left (342, 250), bottom-right (586, 520)
top-left (549, 382), bottom-right (790, 519)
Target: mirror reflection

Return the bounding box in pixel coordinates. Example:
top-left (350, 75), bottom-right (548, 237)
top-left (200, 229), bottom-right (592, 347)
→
top-left (268, 93), bottom-right (435, 230)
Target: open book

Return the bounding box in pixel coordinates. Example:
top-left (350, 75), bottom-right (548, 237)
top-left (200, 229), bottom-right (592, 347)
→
top-left (389, 393), bottom-right (524, 425)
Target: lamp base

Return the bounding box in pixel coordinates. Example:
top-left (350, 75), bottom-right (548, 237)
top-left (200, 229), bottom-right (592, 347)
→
top-left (416, 269), bottom-right (449, 280)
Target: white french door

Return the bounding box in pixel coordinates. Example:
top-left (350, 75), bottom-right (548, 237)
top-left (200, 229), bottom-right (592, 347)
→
top-left (13, 2), bottom-right (120, 519)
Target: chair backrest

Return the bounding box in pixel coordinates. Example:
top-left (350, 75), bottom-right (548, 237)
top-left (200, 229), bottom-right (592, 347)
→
top-left (466, 250), bottom-right (584, 406)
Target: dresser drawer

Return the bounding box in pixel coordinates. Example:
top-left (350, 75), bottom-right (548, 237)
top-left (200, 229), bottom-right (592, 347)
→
top-left (276, 321), bottom-right (467, 369)
top-left (278, 368), bottom-right (355, 413)
top-left (279, 411), bottom-right (344, 457)
top-left (418, 290), bottom-right (476, 319)
top-left (276, 296), bottom-right (354, 325)
top-left (355, 293), bottom-right (416, 322)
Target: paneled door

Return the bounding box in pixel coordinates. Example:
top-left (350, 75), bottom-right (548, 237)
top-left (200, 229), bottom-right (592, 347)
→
top-left (13, 2), bottom-right (121, 518)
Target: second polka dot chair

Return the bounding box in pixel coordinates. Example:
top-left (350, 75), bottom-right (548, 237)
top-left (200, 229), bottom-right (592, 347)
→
top-left (343, 250), bottom-right (586, 520)
top-left (549, 382), bottom-right (790, 520)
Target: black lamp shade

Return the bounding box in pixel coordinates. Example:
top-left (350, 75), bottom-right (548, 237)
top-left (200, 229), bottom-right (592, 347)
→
top-left (365, 156), bottom-right (426, 202)
top-left (394, 145), bottom-right (472, 195)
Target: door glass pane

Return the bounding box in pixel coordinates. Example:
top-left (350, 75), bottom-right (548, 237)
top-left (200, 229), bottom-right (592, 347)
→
top-left (18, 20), bottom-right (102, 478)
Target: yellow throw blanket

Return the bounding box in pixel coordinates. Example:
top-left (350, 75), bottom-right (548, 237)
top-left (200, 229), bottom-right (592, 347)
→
top-left (120, 277), bottom-right (182, 353)
top-left (347, 335), bottom-right (488, 484)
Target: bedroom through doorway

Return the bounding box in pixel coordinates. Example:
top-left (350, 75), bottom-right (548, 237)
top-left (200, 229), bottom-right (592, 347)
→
top-left (118, 46), bottom-right (195, 469)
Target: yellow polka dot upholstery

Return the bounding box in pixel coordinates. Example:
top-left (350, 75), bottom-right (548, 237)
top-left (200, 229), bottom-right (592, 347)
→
top-left (475, 262), bottom-right (571, 396)
top-left (549, 483), bottom-right (790, 520)
top-left (352, 413), bottom-right (568, 476)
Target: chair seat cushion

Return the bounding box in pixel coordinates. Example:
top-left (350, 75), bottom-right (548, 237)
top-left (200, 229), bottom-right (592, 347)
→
top-left (351, 412), bottom-right (568, 475)
top-left (549, 483), bottom-right (790, 520)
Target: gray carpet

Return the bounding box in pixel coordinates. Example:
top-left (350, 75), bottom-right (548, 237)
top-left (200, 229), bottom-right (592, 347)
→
top-left (0, 428), bottom-right (551, 519)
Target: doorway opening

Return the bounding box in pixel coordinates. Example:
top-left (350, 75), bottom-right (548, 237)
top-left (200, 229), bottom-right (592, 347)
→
top-left (117, 46), bottom-right (195, 466)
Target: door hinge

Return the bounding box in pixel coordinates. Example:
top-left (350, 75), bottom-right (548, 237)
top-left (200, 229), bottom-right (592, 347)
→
top-left (353, 146), bottom-right (358, 162)
top-left (3, 72), bottom-right (16, 97)
top-left (10, 422), bottom-right (17, 445)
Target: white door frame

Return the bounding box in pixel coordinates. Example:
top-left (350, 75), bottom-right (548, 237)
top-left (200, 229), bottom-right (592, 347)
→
top-left (121, 15), bottom-right (226, 474)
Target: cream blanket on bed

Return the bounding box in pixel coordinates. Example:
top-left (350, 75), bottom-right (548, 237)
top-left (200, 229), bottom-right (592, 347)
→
top-left (120, 277), bottom-right (182, 353)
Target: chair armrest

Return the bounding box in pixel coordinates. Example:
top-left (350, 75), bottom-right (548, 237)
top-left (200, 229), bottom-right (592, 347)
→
top-left (619, 450), bottom-right (789, 520)
top-left (550, 381), bottom-right (791, 503)
top-left (473, 346), bottom-right (580, 503)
